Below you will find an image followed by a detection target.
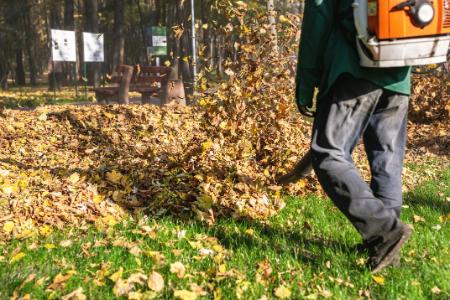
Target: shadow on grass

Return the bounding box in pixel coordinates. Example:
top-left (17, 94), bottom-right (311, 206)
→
top-left (208, 218), bottom-right (352, 267)
top-left (404, 191), bottom-right (449, 213)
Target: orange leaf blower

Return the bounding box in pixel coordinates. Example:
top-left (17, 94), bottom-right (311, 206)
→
top-left (354, 0), bottom-right (450, 67)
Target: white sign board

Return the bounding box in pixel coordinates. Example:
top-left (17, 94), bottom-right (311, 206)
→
top-left (152, 36), bottom-right (167, 47)
top-left (83, 32), bottom-right (104, 62)
top-left (51, 29), bottom-right (77, 62)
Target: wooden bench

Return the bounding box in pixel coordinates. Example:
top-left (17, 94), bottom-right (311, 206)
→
top-left (92, 64), bottom-right (134, 104)
top-left (131, 66), bottom-right (171, 104)
top-left (93, 65), bottom-right (186, 105)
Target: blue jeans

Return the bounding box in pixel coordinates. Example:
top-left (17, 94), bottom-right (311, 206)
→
top-left (311, 75), bottom-right (409, 243)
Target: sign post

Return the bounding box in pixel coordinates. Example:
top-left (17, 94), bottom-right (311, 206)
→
top-left (51, 29), bottom-right (77, 101)
top-left (83, 32), bottom-right (105, 99)
top-left (145, 27), bottom-right (167, 66)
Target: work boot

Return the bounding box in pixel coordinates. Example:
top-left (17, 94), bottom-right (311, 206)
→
top-left (367, 222), bottom-right (412, 273)
top-left (355, 244), bottom-right (401, 267)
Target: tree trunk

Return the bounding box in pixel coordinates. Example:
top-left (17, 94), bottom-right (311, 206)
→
top-left (135, 0), bottom-right (149, 65)
top-left (180, 0), bottom-right (193, 94)
top-left (64, 0), bottom-right (75, 82)
top-left (0, 63), bottom-right (10, 90)
top-left (84, 0), bottom-right (100, 87)
top-left (15, 50), bottom-right (26, 85)
top-left (64, 0), bottom-right (75, 30)
top-left (112, 0), bottom-right (125, 70)
top-left (23, 1), bottom-right (37, 86)
top-left (48, 4), bottom-right (63, 90)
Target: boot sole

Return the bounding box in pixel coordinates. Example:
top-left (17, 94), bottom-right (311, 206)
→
top-left (371, 226), bottom-right (412, 274)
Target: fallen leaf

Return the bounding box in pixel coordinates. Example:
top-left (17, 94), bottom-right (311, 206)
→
top-left (170, 262), bottom-right (186, 278)
top-left (372, 275), bottom-right (385, 285)
top-left (10, 252), bottom-right (26, 264)
top-left (109, 267), bottom-right (123, 282)
top-left (68, 173), bottom-right (80, 184)
top-left (3, 221), bottom-right (15, 233)
top-left (59, 240), bottom-right (73, 248)
top-left (174, 289), bottom-right (198, 300)
top-left (147, 271), bottom-right (164, 292)
top-left (61, 287), bottom-right (87, 300)
top-left (413, 215), bottom-right (425, 223)
top-left (113, 273), bottom-right (147, 297)
top-left (274, 285), bottom-right (291, 299)
top-left (431, 286), bottom-right (441, 294)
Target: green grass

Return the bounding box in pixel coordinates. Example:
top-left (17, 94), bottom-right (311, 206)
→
top-left (0, 86), bottom-right (94, 109)
top-left (0, 166), bottom-right (449, 299)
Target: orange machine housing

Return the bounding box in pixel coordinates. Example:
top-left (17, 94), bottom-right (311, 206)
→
top-left (368, 0), bottom-right (450, 39)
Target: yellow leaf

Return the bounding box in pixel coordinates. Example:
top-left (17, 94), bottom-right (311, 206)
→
top-left (104, 112), bottom-right (114, 119)
top-left (3, 221), bottom-right (15, 233)
top-left (279, 15), bottom-right (290, 23)
top-left (201, 140), bottom-right (214, 152)
top-left (218, 264), bottom-right (227, 273)
top-left (10, 252), bottom-right (26, 263)
top-left (44, 243), bottom-right (56, 250)
top-left (372, 275), bottom-right (385, 285)
top-left (39, 225), bottom-right (53, 237)
top-left (274, 285), bottom-right (291, 299)
top-left (147, 271), bottom-right (164, 292)
top-left (2, 184), bottom-right (17, 194)
top-left (68, 173), bottom-right (80, 184)
top-left (174, 290), bottom-right (197, 300)
top-left (109, 267), bottom-right (123, 282)
top-left (106, 170), bottom-right (123, 185)
top-left (297, 179), bottom-right (307, 189)
top-left (93, 194), bottom-right (105, 204)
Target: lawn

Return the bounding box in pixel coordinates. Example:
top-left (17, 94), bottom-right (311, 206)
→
top-left (0, 86), bottom-right (94, 109)
top-left (1, 165), bottom-right (448, 300)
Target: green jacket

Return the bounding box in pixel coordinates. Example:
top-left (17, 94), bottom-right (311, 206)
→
top-left (296, 0), bottom-right (411, 107)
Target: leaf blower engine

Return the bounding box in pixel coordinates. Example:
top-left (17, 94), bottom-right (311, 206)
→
top-left (353, 0), bottom-right (450, 67)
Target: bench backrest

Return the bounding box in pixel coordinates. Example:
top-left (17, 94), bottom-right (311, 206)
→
top-left (134, 66), bottom-right (172, 86)
top-left (110, 64), bottom-right (134, 85)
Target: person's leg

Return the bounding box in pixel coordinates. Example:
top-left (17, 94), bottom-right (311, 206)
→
top-left (363, 92), bottom-right (409, 218)
top-left (311, 75), bottom-right (399, 243)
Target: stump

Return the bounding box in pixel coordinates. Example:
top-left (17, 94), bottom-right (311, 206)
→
top-left (162, 79), bottom-right (186, 106)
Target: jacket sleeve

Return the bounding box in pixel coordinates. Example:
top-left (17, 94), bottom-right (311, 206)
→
top-left (296, 0), bottom-right (333, 107)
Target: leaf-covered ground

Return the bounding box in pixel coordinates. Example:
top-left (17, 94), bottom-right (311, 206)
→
top-left (1, 164), bottom-right (448, 299)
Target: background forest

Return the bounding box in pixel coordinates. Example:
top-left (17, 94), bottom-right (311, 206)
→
top-left (0, 0), bottom-right (303, 91)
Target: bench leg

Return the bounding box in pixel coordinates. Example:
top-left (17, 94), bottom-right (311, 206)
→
top-left (141, 93), bottom-right (151, 104)
top-left (95, 92), bottom-right (106, 104)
